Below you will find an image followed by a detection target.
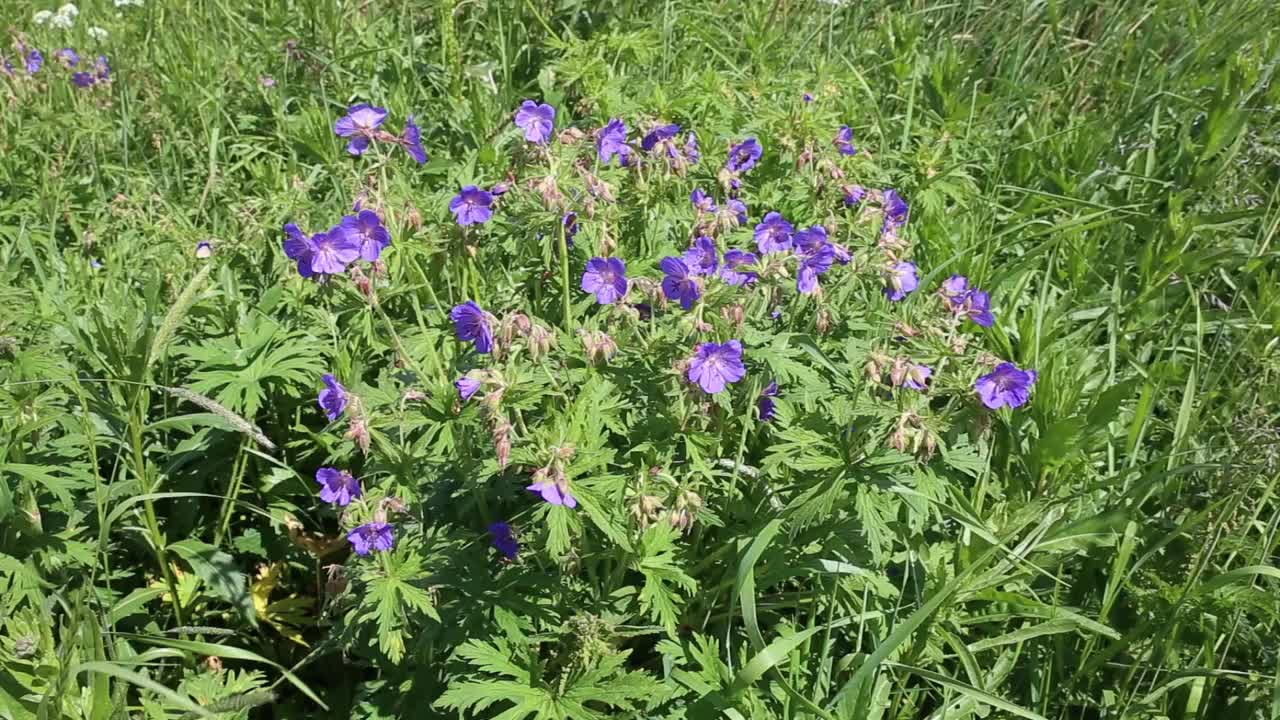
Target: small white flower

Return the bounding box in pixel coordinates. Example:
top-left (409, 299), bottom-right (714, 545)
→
top-left (50, 14), bottom-right (75, 29)
top-left (114, 0), bottom-right (144, 6)
top-left (33, 10), bottom-right (54, 24)
top-left (88, 27), bottom-right (108, 41)
top-left (58, 3), bottom-right (79, 16)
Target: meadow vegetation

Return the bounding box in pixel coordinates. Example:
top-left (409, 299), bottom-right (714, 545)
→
top-left (1, 0), bottom-right (1278, 718)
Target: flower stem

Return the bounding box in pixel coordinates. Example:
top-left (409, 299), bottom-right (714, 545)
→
top-left (558, 223), bottom-right (572, 332)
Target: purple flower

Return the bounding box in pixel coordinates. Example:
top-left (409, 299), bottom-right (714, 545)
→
top-left (514, 100), bottom-right (555, 144)
top-left (660, 257), bottom-right (701, 310)
top-left (960, 290), bottom-right (995, 327)
top-left (687, 340), bottom-right (747, 394)
top-left (831, 243), bottom-right (852, 265)
top-left (563, 211), bottom-right (579, 247)
top-left (691, 188), bottom-right (718, 214)
top-left (903, 364), bottom-right (932, 392)
top-left (488, 521), bottom-right (519, 560)
top-left (94, 55), bottom-right (110, 81)
top-left (195, 240), bottom-right (213, 258)
top-left (975, 362), bottom-right (1037, 409)
top-left (833, 125), bottom-right (857, 156)
top-left (792, 225), bottom-right (829, 255)
top-left (315, 467), bottom-right (362, 506)
top-left (26, 50), bottom-right (43, 75)
top-left (339, 211), bottom-right (390, 261)
top-left (597, 118), bottom-right (631, 166)
top-left (318, 374), bottom-right (347, 421)
top-left (282, 223), bottom-right (316, 277)
top-left (72, 71), bottom-right (94, 88)
top-left (340, 210), bottom-right (392, 262)
top-left (401, 114), bottom-right (428, 164)
top-left (758, 380), bottom-right (779, 421)
top-left (581, 257), bottom-right (628, 305)
top-left (797, 243), bottom-right (835, 294)
top-left (725, 137), bottom-right (762, 173)
top-left (450, 301), bottom-right (494, 354)
top-left (684, 132), bottom-right (701, 164)
top-left (942, 276), bottom-right (994, 327)
top-left (527, 477), bottom-right (577, 508)
top-left (450, 185), bottom-right (494, 226)
top-left (803, 92), bottom-right (815, 103)
top-left (333, 104), bottom-right (388, 156)
top-left (682, 236), bottom-right (719, 276)
top-left (883, 189), bottom-right (909, 230)
top-left (843, 185), bottom-right (867, 206)
top-left (719, 249), bottom-right (758, 286)
top-left (727, 198), bottom-right (748, 226)
top-left (641, 123), bottom-right (680, 152)
top-left (754, 212), bottom-right (794, 254)
top-left (347, 522), bottom-right (395, 556)
top-left (941, 274), bottom-right (970, 300)
top-left (54, 48), bottom-right (79, 67)
top-left (1, 57), bottom-right (12, 78)
top-left (883, 262), bottom-right (919, 302)
top-left (456, 376), bottom-right (482, 401)
top-left (310, 229), bottom-right (360, 275)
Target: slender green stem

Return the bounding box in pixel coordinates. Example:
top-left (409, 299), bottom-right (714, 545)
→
top-left (214, 437), bottom-right (250, 547)
top-left (558, 223), bottom-right (572, 332)
top-left (129, 391), bottom-right (186, 627)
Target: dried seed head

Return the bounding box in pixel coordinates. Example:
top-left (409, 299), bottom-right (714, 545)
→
top-left (815, 307), bottom-right (834, 335)
top-left (525, 322), bottom-right (556, 360)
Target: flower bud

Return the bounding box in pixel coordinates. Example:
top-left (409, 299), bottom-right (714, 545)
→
top-left (579, 329), bottom-right (618, 365)
top-left (324, 564), bottom-right (348, 596)
top-left (721, 302), bottom-right (745, 331)
top-left (815, 307), bottom-right (834, 335)
top-left (558, 127), bottom-right (586, 145)
top-left (346, 417), bottom-right (371, 456)
top-left (525, 322), bottom-right (555, 360)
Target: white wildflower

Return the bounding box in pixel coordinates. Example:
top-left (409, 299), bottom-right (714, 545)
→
top-left (58, 3), bottom-right (79, 16)
top-left (33, 10), bottom-right (54, 24)
top-left (88, 27), bottom-right (108, 41)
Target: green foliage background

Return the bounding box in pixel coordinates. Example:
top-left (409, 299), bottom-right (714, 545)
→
top-left (2, 0), bottom-right (1278, 718)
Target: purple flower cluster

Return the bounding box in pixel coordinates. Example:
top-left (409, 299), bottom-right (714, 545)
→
top-left (640, 123), bottom-right (700, 170)
top-left (6, 42), bottom-right (111, 87)
top-left (940, 275), bottom-right (995, 327)
top-left (833, 125), bottom-right (857, 156)
top-left (333, 103), bottom-right (427, 164)
top-left (282, 209), bottom-right (392, 278)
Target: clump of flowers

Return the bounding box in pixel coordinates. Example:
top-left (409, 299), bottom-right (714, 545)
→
top-left (279, 105), bottom-right (1036, 582)
top-left (333, 103), bottom-right (427, 163)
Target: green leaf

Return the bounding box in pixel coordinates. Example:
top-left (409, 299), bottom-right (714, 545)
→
top-left (169, 539), bottom-right (255, 627)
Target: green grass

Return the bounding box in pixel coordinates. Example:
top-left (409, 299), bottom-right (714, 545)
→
top-left (2, 0), bottom-right (1278, 718)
